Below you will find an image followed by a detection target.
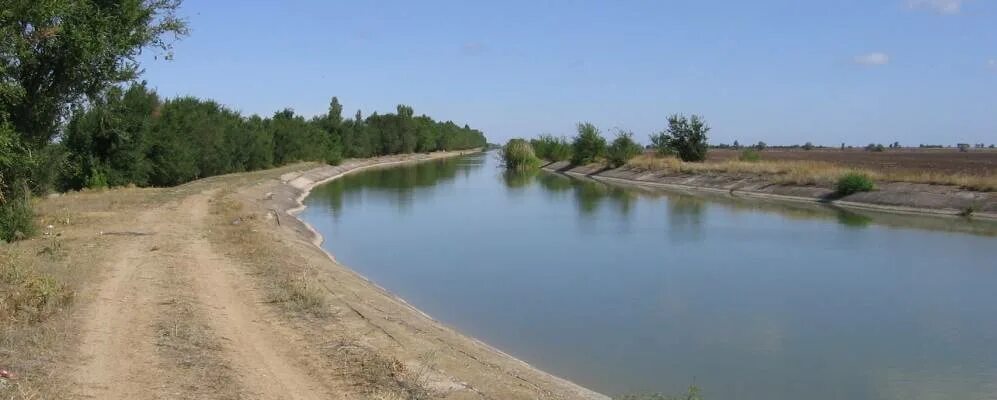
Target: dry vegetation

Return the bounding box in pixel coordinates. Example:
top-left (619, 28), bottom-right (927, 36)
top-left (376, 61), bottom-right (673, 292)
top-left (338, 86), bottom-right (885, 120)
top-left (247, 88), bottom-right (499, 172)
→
top-left (0, 187), bottom-right (164, 398)
top-left (628, 149), bottom-right (997, 191)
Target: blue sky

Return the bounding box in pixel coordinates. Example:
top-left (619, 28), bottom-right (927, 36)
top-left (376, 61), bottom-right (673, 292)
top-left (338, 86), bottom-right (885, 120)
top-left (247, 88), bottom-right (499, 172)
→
top-left (139, 0), bottom-right (997, 145)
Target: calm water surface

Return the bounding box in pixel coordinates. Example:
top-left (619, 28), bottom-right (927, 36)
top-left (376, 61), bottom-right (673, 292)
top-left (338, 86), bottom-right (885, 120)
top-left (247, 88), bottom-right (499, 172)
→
top-left (302, 152), bottom-right (997, 399)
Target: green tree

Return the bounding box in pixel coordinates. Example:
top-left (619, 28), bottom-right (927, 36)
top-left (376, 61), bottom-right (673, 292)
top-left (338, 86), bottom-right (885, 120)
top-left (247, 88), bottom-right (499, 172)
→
top-left (0, 0), bottom-right (188, 148)
top-left (570, 122), bottom-right (606, 165)
top-left (651, 114), bottom-right (710, 162)
top-left (606, 131), bottom-right (642, 168)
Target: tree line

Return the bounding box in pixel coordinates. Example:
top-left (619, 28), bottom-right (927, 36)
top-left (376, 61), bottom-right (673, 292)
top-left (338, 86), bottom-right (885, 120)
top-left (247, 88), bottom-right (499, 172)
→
top-left (503, 114), bottom-right (710, 171)
top-left (0, 0), bottom-right (485, 242)
top-left (60, 83), bottom-right (485, 190)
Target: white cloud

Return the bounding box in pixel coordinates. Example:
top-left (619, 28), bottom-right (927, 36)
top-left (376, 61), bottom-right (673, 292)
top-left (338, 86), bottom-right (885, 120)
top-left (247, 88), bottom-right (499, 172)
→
top-left (907, 0), bottom-right (964, 14)
top-left (854, 52), bottom-right (891, 66)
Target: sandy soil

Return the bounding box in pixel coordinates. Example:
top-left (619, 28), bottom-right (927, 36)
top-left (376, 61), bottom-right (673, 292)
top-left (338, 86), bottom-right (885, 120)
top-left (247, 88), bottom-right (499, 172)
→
top-left (3, 151), bottom-right (607, 400)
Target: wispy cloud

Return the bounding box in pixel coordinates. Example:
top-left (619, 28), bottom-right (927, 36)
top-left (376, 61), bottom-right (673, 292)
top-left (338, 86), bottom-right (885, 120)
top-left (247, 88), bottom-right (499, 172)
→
top-left (907, 0), bottom-right (964, 14)
top-left (854, 52), bottom-right (891, 66)
top-left (988, 59), bottom-right (997, 70)
top-left (459, 42), bottom-right (488, 56)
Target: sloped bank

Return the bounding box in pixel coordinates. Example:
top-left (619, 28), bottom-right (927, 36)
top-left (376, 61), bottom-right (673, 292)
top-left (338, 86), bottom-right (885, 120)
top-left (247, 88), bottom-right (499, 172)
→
top-left (256, 151), bottom-right (609, 400)
top-left (544, 161), bottom-right (997, 221)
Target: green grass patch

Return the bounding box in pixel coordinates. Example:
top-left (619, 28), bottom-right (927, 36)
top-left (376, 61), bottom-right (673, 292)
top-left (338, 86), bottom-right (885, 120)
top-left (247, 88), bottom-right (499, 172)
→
top-left (835, 172), bottom-right (875, 196)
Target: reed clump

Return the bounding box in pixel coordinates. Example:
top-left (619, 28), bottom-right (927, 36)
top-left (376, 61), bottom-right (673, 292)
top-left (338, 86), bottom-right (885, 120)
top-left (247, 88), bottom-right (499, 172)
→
top-left (501, 138), bottom-right (541, 171)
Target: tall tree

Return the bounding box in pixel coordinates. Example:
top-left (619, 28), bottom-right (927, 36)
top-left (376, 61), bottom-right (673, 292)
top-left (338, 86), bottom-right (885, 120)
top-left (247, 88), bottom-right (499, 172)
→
top-left (0, 0), bottom-right (189, 148)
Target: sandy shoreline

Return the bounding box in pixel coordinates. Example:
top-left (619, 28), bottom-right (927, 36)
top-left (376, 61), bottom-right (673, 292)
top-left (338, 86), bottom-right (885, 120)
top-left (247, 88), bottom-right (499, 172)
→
top-left (544, 161), bottom-right (997, 221)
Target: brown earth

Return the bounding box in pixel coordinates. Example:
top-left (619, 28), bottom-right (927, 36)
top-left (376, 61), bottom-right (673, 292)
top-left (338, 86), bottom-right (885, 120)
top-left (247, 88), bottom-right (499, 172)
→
top-left (1, 151), bottom-right (607, 400)
top-left (707, 148), bottom-right (997, 176)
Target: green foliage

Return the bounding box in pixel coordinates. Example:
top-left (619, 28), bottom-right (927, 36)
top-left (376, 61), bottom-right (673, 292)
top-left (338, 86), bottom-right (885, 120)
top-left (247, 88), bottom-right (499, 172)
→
top-left (606, 131), bottom-right (642, 168)
top-left (649, 130), bottom-right (674, 157)
top-left (803, 141), bottom-right (815, 150)
top-left (755, 141), bottom-right (767, 150)
top-left (865, 143), bottom-right (885, 152)
top-left (501, 139), bottom-right (540, 171)
top-left (650, 114), bottom-right (710, 162)
top-left (0, 0), bottom-right (189, 148)
top-left (0, 119), bottom-right (36, 241)
top-left (570, 122), bottom-right (607, 165)
top-left (835, 172), bottom-right (875, 196)
top-left (59, 85), bottom-right (486, 190)
top-left (530, 134), bottom-right (573, 161)
top-left (738, 148), bottom-right (761, 162)
top-left (0, 186), bottom-right (35, 242)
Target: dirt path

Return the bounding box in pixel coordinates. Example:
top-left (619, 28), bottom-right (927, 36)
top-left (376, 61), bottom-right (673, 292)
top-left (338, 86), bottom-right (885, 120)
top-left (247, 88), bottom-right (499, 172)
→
top-left (48, 153), bottom-right (607, 400)
top-left (73, 210), bottom-right (166, 398)
top-left (182, 192), bottom-right (332, 399)
top-left (71, 190), bottom-right (335, 399)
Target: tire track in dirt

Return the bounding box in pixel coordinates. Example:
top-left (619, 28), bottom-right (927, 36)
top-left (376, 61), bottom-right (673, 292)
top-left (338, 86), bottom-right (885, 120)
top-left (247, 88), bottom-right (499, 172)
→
top-left (179, 191), bottom-right (333, 399)
top-left (72, 212), bottom-right (167, 398)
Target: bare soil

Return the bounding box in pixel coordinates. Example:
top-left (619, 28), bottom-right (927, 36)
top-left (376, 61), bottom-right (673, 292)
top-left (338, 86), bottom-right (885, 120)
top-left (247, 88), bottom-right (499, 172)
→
top-left (2, 151), bottom-right (607, 400)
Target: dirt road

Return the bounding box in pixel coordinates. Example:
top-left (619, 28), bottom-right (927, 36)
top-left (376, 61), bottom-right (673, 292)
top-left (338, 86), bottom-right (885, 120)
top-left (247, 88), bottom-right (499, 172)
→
top-left (7, 152), bottom-right (606, 400)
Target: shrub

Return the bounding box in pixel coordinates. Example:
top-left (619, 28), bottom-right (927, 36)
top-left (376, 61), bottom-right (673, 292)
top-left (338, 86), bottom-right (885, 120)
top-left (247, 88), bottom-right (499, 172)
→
top-left (650, 114), bottom-right (709, 162)
top-left (865, 143), bottom-right (885, 152)
top-left (530, 134), bottom-right (572, 161)
top-left (501, 138), bottom-right (540, 171)
top-left (0, 193), bottom-right (35, 243)
top-left (835, 172), bottom-right (875, 196)
top-left (606, 131), bottom-right (643, 168)
top-left (755, 141), bottom-right (767, 150)
top-left (570, 122), bottom-right (607, 165)
top-left (803, 142), bottom-right (815, 150)
top-left (738, 148), bottom-right (761, 162)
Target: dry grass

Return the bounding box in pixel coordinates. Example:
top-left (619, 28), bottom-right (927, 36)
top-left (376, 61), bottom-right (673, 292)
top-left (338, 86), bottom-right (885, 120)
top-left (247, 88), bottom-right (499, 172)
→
top-left (209, 195), bottom-right (330, 317)
top-left (154, 276), bottom-right (242, 400)
top-left (627, 154), bottom-right (997, 191)
top-left (0, 203), bottom-right (106, 399)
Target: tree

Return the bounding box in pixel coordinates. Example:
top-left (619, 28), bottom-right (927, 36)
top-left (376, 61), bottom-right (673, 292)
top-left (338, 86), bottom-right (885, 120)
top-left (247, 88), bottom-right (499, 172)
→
top-left (803, 142), bottom-right (815, 150)
top-left (651, 114), bottom-right (710, 162)
top-left (756, 141), bottom-right (767, 150)
top-left (570, 122), bottom-right (606, 165)
top-left (733, 140), bottom-right (740, 149)
top-left (0, 0), bottom-right (189, 148)
top-left (606, 131), bottom-right (642, 168)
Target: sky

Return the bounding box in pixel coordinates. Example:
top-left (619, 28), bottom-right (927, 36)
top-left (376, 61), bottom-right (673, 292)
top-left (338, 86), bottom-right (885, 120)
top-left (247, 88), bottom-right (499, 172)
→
top-left (138, 0), bottom-right (997, 146)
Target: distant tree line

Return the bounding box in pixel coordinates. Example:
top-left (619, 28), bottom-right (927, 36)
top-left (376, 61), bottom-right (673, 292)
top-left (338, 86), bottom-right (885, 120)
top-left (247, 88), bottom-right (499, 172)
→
top-left (0, 0), bottom-right (485, 242)
top-left (59, 84), bottom-right (486, 190)
top-left (502, 114), bottom-right (710, 172)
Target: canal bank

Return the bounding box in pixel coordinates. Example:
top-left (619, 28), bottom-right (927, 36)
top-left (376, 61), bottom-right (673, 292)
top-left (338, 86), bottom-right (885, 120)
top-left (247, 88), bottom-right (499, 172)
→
top-left (543, 161), bottom-right (997, 221)
top-left (264, 151), bottom-right (610, 399)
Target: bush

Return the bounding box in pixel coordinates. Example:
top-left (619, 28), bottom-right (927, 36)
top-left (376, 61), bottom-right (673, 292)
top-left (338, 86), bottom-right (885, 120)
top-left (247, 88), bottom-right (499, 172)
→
top-left (530, 134), bottom-right (572, 161)
top-left (738, 148), bottom-right (761, 162)
top-left (501, 138), bottom-right (540, 171)
top-left (1, 122), bottom-right (37, 242)
top-left (803, 142), bottom-right (815, 150)
top-left (570, 122), bottom-right (607, 165)
top-left (0, 193), bottom-right (35, 243)
top-left (835, 172), bottom-right (875, 196)
top-left (865, 143), bottom-right (885, 152)
top-left (650, 114), bottom-right (709, 162)
top-left (606, 131), bottom-right (642, 168)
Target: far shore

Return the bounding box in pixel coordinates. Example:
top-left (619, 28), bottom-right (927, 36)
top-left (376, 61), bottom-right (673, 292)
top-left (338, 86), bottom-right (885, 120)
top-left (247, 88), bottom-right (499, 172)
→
top-left (542, 160), bottom-right (997, 221)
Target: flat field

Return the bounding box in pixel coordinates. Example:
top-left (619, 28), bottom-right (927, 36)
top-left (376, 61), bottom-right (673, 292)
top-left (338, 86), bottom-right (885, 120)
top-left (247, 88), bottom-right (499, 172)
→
top-left (707, 148), bottom-right (997, 176)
